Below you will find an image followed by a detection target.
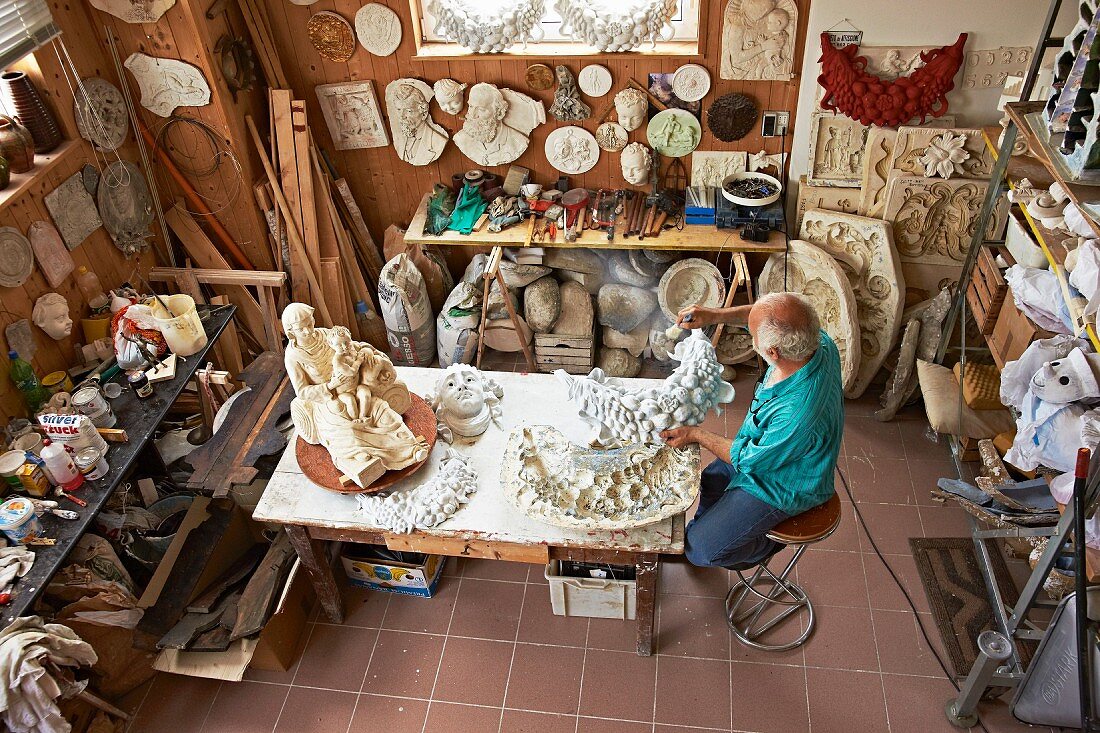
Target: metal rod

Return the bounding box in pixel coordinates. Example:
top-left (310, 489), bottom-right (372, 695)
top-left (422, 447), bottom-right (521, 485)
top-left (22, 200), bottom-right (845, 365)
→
top-left (1021, 0), bottom-right (1065, 101)
top-left (1075, 448), bottom-right (1094, 730)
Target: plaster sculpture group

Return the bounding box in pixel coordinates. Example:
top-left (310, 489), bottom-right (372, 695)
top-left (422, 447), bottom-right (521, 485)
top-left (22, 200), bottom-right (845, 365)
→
top-left (316, 81), bottom-right (389, 151)
top-left (427, 0), bottom-right (546, 54)
top-left (553, 0), bottom-right (679, 53)
top-left (545, 126), bottom-right (599, 175)
top-left (455, 83), bottom-right (546, 166)
top-left (556, 329), bottom-right (735, 448)
top-left (501, 425), bottom-right (698, 530)
top-left (619, 142), bottom-right (652, 185)
top-left (647, 108), bottom-right (701, 158)
top-left (385, 78), bottom-right (449, 165)
top-left (690, 151), bottom-right (748, 188)
top-left (282, 303), bottom-right (429, 489)
top-left (32, 293), bottom-right (72, 341)
top-left (798, 210), bottom-right (905, 399)
top-left (356, 449), bottom-right (477, 533)
top-left (428, 364), bottom-right (504, 442)
top-left (595, 122), bottom-right (628, 152)
top-left (123, 53), bottom-right (211, 117)
top-left (720, 0), bottom-right (797, 81)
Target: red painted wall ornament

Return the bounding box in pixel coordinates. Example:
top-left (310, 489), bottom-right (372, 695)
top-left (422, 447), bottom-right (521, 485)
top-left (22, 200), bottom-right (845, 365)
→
top-left (817, 33), bottom-right (968, 127)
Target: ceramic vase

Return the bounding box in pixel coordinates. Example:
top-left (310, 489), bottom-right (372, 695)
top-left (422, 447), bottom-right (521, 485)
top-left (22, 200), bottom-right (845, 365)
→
top-left (0, 155), bottom-right (10, 190)
top-left (0, 115), bottom-right (35, 174)
top-left (1, 72), bottom-right (62, 153)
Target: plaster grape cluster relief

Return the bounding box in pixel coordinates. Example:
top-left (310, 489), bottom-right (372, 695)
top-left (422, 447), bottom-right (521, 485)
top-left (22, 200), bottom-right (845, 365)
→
top-left (553, 0), bottom-right (679, 53)
top-left (426, 0), bottom-right (546, 54)
top-left (356, 449), bottom-right (477, 533)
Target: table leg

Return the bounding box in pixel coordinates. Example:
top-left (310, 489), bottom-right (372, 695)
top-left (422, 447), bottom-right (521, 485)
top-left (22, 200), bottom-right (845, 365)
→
top-left (285, 524), bottom-right (344, 623)
top-left (635, 553), bottom-right (659, 656)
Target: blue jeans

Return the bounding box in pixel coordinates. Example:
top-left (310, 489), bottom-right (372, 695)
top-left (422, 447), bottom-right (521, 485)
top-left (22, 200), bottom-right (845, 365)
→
top-left (685, 459), bottom-right (791, 570)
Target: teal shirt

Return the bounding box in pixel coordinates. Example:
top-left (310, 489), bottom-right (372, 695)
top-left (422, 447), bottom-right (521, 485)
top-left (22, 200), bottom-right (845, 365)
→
top-left (727, 331), bottom-right (844, 515)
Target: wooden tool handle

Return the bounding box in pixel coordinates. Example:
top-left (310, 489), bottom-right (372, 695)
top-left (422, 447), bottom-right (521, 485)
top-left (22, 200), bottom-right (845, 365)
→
top-left (652, 211), bottom-right (670, 236)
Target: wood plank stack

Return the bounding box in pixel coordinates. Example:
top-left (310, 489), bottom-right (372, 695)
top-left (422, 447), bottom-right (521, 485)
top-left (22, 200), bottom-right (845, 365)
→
top-left (967, 245), bottom-right (1011, 336)
top-left (535, 334), bottom-right (595, 374)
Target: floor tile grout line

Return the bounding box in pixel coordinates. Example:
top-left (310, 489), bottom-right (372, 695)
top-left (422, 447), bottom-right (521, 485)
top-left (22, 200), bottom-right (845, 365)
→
top-left (196, 681), bottom-right (222, 733)
top-left (122, 674), bottom-right (155, 733)
top-left (650, 585), bottom-right (661, 733)
top-left (572, 609), bottom-right (592, 733)
top-left (420, 572), bottom-right (463, 733)
top-left (271, 620), bottom-right (319, 730)
top-left (342, 607), bottom-right (387, 733)
top-left (496, 580), bottom-right (528, 733)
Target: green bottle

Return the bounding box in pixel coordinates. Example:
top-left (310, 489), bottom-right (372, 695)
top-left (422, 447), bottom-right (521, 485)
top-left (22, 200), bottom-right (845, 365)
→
top-left (8, 350), bottom-right (47, 412)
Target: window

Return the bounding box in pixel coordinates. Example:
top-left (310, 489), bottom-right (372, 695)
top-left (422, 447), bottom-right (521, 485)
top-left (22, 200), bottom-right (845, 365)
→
top-left (0, 0), bottom-right (60, 71)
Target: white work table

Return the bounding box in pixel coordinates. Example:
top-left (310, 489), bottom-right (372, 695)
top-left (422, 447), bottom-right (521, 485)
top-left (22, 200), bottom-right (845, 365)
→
top-left (254, 367), bottom-right (698, 656)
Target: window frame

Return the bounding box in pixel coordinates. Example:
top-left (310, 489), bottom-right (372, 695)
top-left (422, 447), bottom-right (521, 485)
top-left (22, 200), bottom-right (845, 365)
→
top-left (0, 0), bottom-right (60, 73)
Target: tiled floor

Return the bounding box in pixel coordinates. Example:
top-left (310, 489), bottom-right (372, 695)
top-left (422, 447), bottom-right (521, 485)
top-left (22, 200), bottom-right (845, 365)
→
top-left (121, 358), bottom-right (1052, 733)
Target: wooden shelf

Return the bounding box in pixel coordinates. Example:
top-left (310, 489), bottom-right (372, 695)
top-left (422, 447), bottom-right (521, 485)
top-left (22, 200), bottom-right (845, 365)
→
top-left (0, 139), bottom-right (83, 216)
top-left (404, 194), bottom-right (789, 253)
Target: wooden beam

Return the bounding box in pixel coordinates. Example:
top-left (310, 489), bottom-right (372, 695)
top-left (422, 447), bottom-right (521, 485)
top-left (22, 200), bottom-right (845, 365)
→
top-left (150, 267), bottom-right (286, 288)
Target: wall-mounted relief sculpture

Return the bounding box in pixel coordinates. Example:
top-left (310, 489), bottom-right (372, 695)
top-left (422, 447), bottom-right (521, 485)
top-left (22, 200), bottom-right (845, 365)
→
top-left (124, 54), bottom-right (211, 117)
top-left (97, 161), bottom-right (154, 256)
top-left (747, 149), bottom-right (786, 175)
top-left (690, 151), bottom-right (747, 187)
top-left (308, 11), bottom-right (357, 62)
top-left (432, 78), bottom-right (466, 115)
top-left (554, 0), bottom-right (679, 53)
top-left (578, 65), bottom-right (612, 97)
top-left (454, 83), bottom-right (545, 166)
top-left (0, 227), bottom-right (33, 288)
top-left (385, 78), bottom-right (449, 166)
top-left (619, 142), bottom-right (652, 185)
top-left (806, 112), bottom-right (868, 187)
top-left (657, 258), bottom-right (726, 322)
top-left (720, 0), bottom-right (797, 81)
top-left (556, 329), bottom-right (734, 448)
top-left (759, 240), bottom-right (861, 394)
top-left (89, 0), bottom-right (175, 23)
top-left (356, 448), bottom-right (477, 534)
top-left (794, 176), bottom-right (859, 232)
top-left (549, 65), bottom-right (591, 121)
top-left (44, 173), bottom-right (102, 250)
top-left (963, 46), bottom-right (1033, 90)
top-left (28, 221), bottom-right (73, 288)
top-left (888, 126), bottom-right (993, 179)
top-left (501, 425), bottom-right (698, 530)
top-left (354, 3), bottom-right (402, 56)
top-left (856, 127), bottom-right (898, 217)
top-left (73, 78), bottom-right (128, 151)
top-left (707, 93), bottom-right (758, 142)
top-left (427, 364), bottom-right (504, 442)
top-left (647, 108), bottom-right (701, 157)
top-left (672, 63), bottom-right (711, 102)
top-left (427, 0), bottom-right (545, 54)
top-left (316, 81), bottom-right (389, 151)
top-left (882, 176), bottom-right (1002, 266)
top-left (595, 122), bottom-right (628, 152)
top-left (814, 46), bottom-right (938, 110)
top-left (545, 126), bottom-right (599, 174)
top-left (32, 293), bottom-right (72, 340)
top-left (798, 210), bottom-right (905, 399)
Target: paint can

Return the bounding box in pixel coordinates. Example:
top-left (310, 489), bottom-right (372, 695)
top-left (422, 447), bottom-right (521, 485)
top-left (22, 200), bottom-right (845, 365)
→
top-left (0, 450), bottom-right (26, 491)
top-left (0, 498), bottom-right (43, 544)
top-left (71, 383), bottom-right (117, 428)
top-left (41, 370), bottom-right (73, 394)
top-left (74, 446), bottom-right (108, 480)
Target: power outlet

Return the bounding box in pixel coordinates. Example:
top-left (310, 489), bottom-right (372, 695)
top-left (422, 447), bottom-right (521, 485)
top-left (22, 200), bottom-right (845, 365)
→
top-left (762, 111), bottom-right (790, 137)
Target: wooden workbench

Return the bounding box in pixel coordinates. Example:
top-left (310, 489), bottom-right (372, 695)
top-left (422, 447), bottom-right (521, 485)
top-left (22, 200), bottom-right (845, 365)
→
top-left (254, 368), bottom-right (698, 656)
top-left (404, 193), bottom-right (788, 253)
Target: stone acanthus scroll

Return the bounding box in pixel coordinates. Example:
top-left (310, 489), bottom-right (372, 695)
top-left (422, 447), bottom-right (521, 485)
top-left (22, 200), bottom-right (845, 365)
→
top-left (455, 83), bottom-right (546, 166)
top-left (316, 81), bottom-right (389, 151)
top-left (124, 53), bottom-right (211, 117)
top-left (385, 78), bottom-right (449, 166)
top-left (720, 0), bottom-right (797, 81)
top-left (882, 177), bottom-right (999, 266)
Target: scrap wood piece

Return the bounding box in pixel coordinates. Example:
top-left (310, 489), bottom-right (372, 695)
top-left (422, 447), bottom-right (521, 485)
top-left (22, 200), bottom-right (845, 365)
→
top-left (231, 530), bottom-right (296, 640)
top-left (189, 595), bottom-right (239, 652)
top-left (186, 544), bottom-right (266, 613)
top-left (333, 178), bottom-right (384, 283)
top-left (978, 439), bottom-right (1013, 485)
top-left (158, 589), bottom-right (238, 650)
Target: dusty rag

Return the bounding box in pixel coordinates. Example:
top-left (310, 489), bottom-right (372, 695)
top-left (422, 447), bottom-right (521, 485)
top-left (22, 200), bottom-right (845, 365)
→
top-left (0, 547), bottom-right (34, 593)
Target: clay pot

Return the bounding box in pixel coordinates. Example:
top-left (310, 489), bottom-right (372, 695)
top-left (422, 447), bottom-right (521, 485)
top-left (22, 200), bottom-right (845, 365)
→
top-left (0, 115), bottom-right (35, 174)
top-left (1, 72), bottom-right (61, 153)
top-left (0, 155), bottom-right (9, 191)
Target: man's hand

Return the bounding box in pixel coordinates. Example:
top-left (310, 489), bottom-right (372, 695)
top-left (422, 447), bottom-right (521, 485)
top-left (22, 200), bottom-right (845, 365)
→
top-left (676, 305), bottom-right (719, 329)
top-left (661, 426), bottom-right (698, 448)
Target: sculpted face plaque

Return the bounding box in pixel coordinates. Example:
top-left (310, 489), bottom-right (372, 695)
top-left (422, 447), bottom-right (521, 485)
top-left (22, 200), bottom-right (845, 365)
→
top-left (316, 81), bottom-right (389, 151)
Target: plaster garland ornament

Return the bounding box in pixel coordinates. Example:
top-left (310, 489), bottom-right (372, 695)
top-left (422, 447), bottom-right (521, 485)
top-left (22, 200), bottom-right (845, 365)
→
top-left (553, 0), bottom-right (679, 54)
top-left (356, 448), bottom-right (477, 533)
top-left (308, 11), bottom-right (357, 62)
top-left (28, 221), bottom-right (73, 289)
top-left (646, 108), bottom-right (701, 158)
top-left (614, 87), bottom-right (648, 132)
top-left (706, 93), bottom-right (758, 142)
top-left (89, 0), bottom-right (174, 23)
top-left (690, 151), bottom-right (747, 188)
top-left (759, 239), bottom-right (862, 394)
top-left (32, 293), bottom-right (72, 340)
top-left (316, 81), bottom-right (389, 151)
top-left (427, 0), bottom-right (546, 54)
top-left (44, 173), bottom-right (102, 251)
top-left (545, 126), bottom-right (600, 175)
top-left (798, 209), bottom-right (906, 398)
top-left (620, 142), bottom-right (652, 186)
top-left (427, 364), bottom-right (503, 442)
top-left (578, 65), bottom-right (613, 97)
top-left (549, 65), bottom-right (591, 121)
top-left (97, 161), bottom-right (154, 256)
top-left (0, 227), bottom-right (34, 288)
top-left (73, 78), bottom-right (128, 152)
top-left (657, 258), bottom-right (727, 322)
top-left (385, 79), bottom-right (449, 166)
top-left (432, 79), bottom-right (467, 115)
top-left (918, 132), bottom-right (971, 178)
top-left (124, 54), bottom-right (211, 118)
top-left (556, 329), bottom-right (734, 448)
top-left (889, 126), bottom-right (993, 179)
top-left (502, 425), bottom-right (698, 530)
top-left (672, 63), bottom-right (711, 102)
top-left (455, 83), bottom-right (545, 166)
top-left (354, 3), bottom-right (402, 57)
top-left (595, 122), bottom-right (628, 152)
top-left (817, 32), bottom-right (968, 126)
top-left (282, 303), bottom-right (427, 489)
top-left (719, 0), bottom-right (797, 81)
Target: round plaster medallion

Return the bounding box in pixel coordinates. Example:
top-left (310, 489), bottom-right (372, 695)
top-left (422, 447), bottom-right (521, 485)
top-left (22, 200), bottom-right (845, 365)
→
top-left (545, 126), bottom-right (600, 174)
top-left (672, 63), bottom-right (711, 102)
top-left (657, 258), bottom-right (726, 321)
top-left (288, 0), bottom-right (318, 6)
top-left (0, 227), bottom-right (34, 288)
top-left (577, 64), bottom-right (612, 97)
top-left (307, 11), bottom-right (356, 62)
top-left (526, 64), bottom-right (554, 91)
top-left (74, 77), bottom-right (128, 151)
top-left (354, 3), bottom-right (401, 57)
top-left (646, 108), bottom-right (702, 158)
top-left (707, 93), bottom-right (759, 142)
top-left (595, 122), bottom-right (628, 152)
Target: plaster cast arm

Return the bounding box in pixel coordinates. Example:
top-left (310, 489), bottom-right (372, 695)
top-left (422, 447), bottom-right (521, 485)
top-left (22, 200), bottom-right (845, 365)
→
top-left (675, 304), bottom-right (753, 330)
top-left (661, 426), bottom-right (733, 465)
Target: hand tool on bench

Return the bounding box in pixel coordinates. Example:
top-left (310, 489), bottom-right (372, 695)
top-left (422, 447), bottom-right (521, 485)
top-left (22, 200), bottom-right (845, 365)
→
top-left (639, 193), bottom-right (658, 241)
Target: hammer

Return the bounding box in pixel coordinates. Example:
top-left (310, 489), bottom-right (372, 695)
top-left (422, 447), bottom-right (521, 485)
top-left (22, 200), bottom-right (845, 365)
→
top-left (639, 193), bottom-right (658, 241)
top-left (650, 190), bottom-right (683, 238)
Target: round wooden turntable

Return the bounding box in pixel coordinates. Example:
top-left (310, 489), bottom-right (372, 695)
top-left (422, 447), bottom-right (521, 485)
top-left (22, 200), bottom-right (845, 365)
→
top-left (296, 393), bottom-right (437, 495)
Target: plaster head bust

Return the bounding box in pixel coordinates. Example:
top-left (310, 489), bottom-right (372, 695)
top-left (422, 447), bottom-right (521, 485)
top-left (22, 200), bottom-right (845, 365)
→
top-left (433, 78), bottom-right (466, 115)
top-left (620, 142), bottom-right (652, 185)
top-left (32, 293), bottom-right (73, 340)
top-left (464, 83), bottom-right (509, 144)
top-left (614, 88), bottom-right (648, 131)
top-left (1030, 348), bottom-right (1100, 404)
top-left (281, 302), bottom-right (318, 347)
top-left (392, 82), bottom-right (430, 137)
top-left (429, 364), bottom-right (504, 441)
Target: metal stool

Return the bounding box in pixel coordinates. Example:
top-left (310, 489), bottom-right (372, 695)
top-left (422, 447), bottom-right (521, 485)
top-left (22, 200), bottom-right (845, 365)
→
top-left (725, 494), bottom-right (843, 651)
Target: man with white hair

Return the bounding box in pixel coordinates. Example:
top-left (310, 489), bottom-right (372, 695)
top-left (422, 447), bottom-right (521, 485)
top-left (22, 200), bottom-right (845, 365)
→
top-left (661, 293), bottom-right (844, 570)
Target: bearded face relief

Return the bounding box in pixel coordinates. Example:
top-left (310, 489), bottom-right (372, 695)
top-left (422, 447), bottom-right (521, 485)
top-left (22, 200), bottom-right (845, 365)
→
top-left (384, 78), bottom-right (449, 165)
top-left (454, 83), bottom-right (545, 166)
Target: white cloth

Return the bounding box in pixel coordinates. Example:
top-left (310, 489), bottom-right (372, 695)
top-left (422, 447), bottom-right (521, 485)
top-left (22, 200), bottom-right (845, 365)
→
top-left (1005, 265), bottom-right (1072, 334)
top-left (1050, 471), bottom-right (1100, 550)
top-left (1000, 335), bottom-right (1088, 409)
top-left (1005, 392), bottom-right (1087, 473)
top-left (0, 547), bottom-right (34, 593)
top-left (0, 616), bottom-right (97, 733)
top-left (1070, 239), bottom-right (1100, 318)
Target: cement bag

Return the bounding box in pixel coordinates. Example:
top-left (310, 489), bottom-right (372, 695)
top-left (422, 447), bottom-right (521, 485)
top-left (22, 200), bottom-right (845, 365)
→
top-left (379, 253), bottom-right (435, 366)
top-left (437, 280), bottom-right (482, 367)
top-left (383, 225), bottom-right (453, 313)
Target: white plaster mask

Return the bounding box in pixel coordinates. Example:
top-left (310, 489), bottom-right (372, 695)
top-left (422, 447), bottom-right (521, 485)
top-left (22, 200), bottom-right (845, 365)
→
top-left (430, 364), bottom-right (504, 440)
top-left (620, 142), bottom-right (652, 185)
top-left (1030, 348), bottom-right (1100, 404)
top-left (614, 88), bottom-right (647, 132)
top-left (32, 292), bottom-right (73, 340)
top-left (433, 78), bottom-right (466, 115)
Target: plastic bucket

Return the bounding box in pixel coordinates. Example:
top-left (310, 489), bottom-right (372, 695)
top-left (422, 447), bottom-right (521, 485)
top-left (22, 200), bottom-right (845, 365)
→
top-left (149, 294), bottom-right (208, 357)
top-left (0, 450), bottom-right (25, 491)
top-left (0, 498), bottom-right (43, 544)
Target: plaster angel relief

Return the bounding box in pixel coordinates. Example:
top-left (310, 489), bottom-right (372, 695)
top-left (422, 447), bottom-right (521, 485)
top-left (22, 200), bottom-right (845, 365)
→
top-left (720, 0), bottom-right (797, 81)
top-left (316, 81), bottom-right (389, 151)
top-left (123, 53), bottom-right (211, 118)
top-left (385, 79), bottom-right (449, 166)
top-left (454, 83), bottom-right (546, 167)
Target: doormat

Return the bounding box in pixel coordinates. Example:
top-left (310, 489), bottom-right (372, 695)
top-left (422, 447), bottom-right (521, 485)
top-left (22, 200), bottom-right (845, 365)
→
top-left (909, 537), bottom-right (1034, 677)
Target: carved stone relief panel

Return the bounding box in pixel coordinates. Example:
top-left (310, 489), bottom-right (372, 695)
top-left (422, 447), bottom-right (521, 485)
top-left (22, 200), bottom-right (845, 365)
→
top-left (74, 78), bottom-right (128, 151)
top-left (814, 45), bottom-right (938, 109)
top-left (807, 112), bottom-right (869, 187)
top-left (354, 3), bottom-right (402, 57)
top-left (857, 127), bottom-right (898, 217)
top-left (963, 46), bottom-right (1033, 89)
top-left (794, 176), bottom-right (860, 232)
top-left (385, 78), bottom-right (449, 165)
top-left (747, 150), bottom-right (786, 175)
top-left (720, 0), bottom-right (797, 81)
top-left (97, 161), bottom-right (154, 256)
top-left (690, 151), bottom-right (747, 187)
top-left (888, 126), bottom-right (994, 179)
top-left (454, 83), bottom-right (545, 167)
top-left (124, 54), bottom-right (211, 117)
top-left (316, 81), bottom-right (389, 151)
top-left (759, 239), bottom-right (861, 393)
top-left (28, 221), bottom-right (73, 288)
top-left (798, 209), bottom-right (905, 398)
top-left (44, 173), bottom-right (102, 250)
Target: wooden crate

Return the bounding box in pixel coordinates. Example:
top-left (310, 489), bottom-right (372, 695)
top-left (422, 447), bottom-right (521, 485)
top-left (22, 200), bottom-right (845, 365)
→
top-left (987, 296), bottom-right (1055, 370)
top-left (535, 334), bottom-right (594, 374)
top-left (967, 245), bottom-right (1010, 335)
